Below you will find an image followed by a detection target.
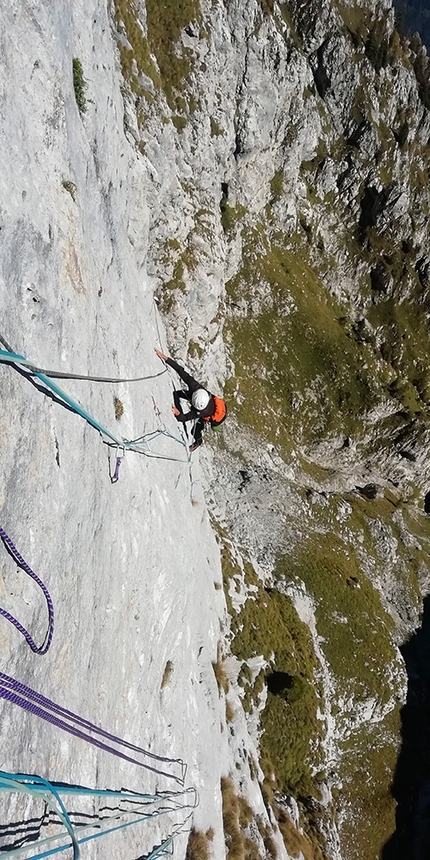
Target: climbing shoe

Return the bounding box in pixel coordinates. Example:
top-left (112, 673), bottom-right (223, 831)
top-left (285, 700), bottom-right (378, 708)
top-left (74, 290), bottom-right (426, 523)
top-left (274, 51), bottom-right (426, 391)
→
top-left (189, 439), bottom-right (203, 452)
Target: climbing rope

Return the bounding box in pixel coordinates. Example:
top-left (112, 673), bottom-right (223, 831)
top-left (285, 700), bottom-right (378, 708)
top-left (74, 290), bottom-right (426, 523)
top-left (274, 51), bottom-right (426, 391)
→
top-left (0, 333), bottom-right (167, 382)
top-left (0, 347), bottom-right (125, 446)
top-left (122, 417), bottom-right (193, 464)
top-left (0, 673), bottom-right (187, 785)
top-left (0, 341), bottom-right (189, 466)
top-left (0, 351), bottom-right (168, 383)
top-left (0, 772), bottom-right (79, 859)
top-left (0, 771), bottom-right (198, 859)
top-left (0, 327), bottom-right (202, 475)
top-left (0, 526), bottom-right (54, 654)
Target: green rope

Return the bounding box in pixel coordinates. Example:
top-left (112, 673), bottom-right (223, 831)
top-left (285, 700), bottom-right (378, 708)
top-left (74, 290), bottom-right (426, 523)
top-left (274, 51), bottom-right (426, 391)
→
top-left (0, 345), bottom-right (188, 461)
top-left (0, 773), bottom-right (79, 859)
top-left (0, 772), bottom-right (198, 859)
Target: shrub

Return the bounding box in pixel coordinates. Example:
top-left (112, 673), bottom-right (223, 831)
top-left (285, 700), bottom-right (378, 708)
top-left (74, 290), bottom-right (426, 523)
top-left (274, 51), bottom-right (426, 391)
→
top-left (257, 821), bottom-right (278, 859)
top-left (172, 114), bottom-right (187, 132)
top-left (161, 659), bottom-right (173, 689)
top-left (114, 396), bottom-right (124, 421)
top-left (221, 777), bottom-right (270, 860)
top-left (226, 699), bottom-right (235, 723)
top-left (210, 117), bottom-right (224, 136)
top-left (62, 179), bottom-right (77, 200)
top-left (220, 198), bottom-right (247, 233)
top-left (185, 828), bottom-right (211, 860)
top-left (275, 807), bottom-right (314, 860)
top-left (189, 340), bottom-right (205, 360)
top-left (72, 58), bottom-right (87, 114)
top-left (213, 654), bottom-right (229, 694)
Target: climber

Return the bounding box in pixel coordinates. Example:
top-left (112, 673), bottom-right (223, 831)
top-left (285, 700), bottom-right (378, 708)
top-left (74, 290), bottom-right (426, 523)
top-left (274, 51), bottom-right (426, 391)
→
top-left (154, 348), bottom-right (227, 451)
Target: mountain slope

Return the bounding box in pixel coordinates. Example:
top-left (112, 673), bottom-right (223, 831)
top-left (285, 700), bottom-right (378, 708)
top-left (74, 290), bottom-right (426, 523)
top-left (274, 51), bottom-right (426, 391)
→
top-left (111, 0), bottom-right (430, 858)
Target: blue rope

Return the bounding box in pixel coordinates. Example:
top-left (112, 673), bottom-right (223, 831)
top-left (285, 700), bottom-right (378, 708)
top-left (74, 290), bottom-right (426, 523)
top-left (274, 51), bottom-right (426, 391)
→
top-left (0, 773), bottom-right (79, 859)
top-left (0, 348), bottom-right (189, 463)
top-left (0, 772), bottom-right (198, 859)
top-left (0, 349), bottom-right (124, 446)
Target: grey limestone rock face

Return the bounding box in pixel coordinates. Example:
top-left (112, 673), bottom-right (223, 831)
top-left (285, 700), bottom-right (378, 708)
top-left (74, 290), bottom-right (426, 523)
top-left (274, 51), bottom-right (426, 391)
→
top-left (0, 3), bottom-right (235, 860)
top-left (3, 0), bottom-right (430, 858)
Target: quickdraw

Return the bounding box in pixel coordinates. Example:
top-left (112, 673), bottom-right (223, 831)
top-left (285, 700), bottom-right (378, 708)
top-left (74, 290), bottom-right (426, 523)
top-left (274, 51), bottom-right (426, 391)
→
top-left (108, 445), bottom-right (124, 484)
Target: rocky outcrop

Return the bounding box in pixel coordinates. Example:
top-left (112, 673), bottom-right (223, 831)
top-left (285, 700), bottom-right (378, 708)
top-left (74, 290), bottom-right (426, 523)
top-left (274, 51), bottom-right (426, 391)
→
top-left (112, 0), bottom-right (430, 854)
top-left (114, 0), bottom-right (430, 855)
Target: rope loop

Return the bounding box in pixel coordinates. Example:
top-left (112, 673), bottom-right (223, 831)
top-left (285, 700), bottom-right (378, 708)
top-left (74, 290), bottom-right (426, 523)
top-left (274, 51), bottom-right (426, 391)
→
top-left (0, 673), bottom-right (187, 785)
top-left (0, 526), bottom-right (54, 654)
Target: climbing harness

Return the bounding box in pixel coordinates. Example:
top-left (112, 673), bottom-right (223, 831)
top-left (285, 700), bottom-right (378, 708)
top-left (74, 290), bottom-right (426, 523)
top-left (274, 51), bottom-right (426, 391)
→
top-left (0, 526), bottom-right (54, 654)
top-left (0, 771), bottom-right (198, 859)
top-left (0, 672), bottom-right (187, 785)
top-left (151, 303), bottom-right (199, 501)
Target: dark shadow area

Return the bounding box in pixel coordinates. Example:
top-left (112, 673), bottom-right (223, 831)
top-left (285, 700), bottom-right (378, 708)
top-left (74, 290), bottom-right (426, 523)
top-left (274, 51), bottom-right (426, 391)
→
top-left (424, 491), bottom-right (430, 514)
top-left (0, 808), bottom-right (60, 853)
top-left (394, 1), bottom-right (430, 52)
top-left (356, 482), bottom-right (379, 499)
top-left (266, 671), bottom-right (293, 696)
top-left (311, 40), bottom-right (331, 99)
top-left (359, 184), bottom-right (393, 238)
top-left (382, 595), bottom-right (430, 860)
top-left (0, 779), bottom-right (160, 853)
top-left (2, 360), bottom-right (76, 414)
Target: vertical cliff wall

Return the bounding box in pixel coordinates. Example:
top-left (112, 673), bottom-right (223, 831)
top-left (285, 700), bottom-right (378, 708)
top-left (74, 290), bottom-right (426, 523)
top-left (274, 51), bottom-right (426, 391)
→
top-left (3, 1), bottom-right (430, 859)
top-left (0, 2), bottom-right (236, 858)
top-left (111, 1), bottom-right (430, 858)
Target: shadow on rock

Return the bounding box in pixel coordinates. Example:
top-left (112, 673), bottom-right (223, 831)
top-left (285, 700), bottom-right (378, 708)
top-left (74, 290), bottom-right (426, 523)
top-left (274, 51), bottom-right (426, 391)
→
top-left (382, 595), bottom-right (430, 860)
